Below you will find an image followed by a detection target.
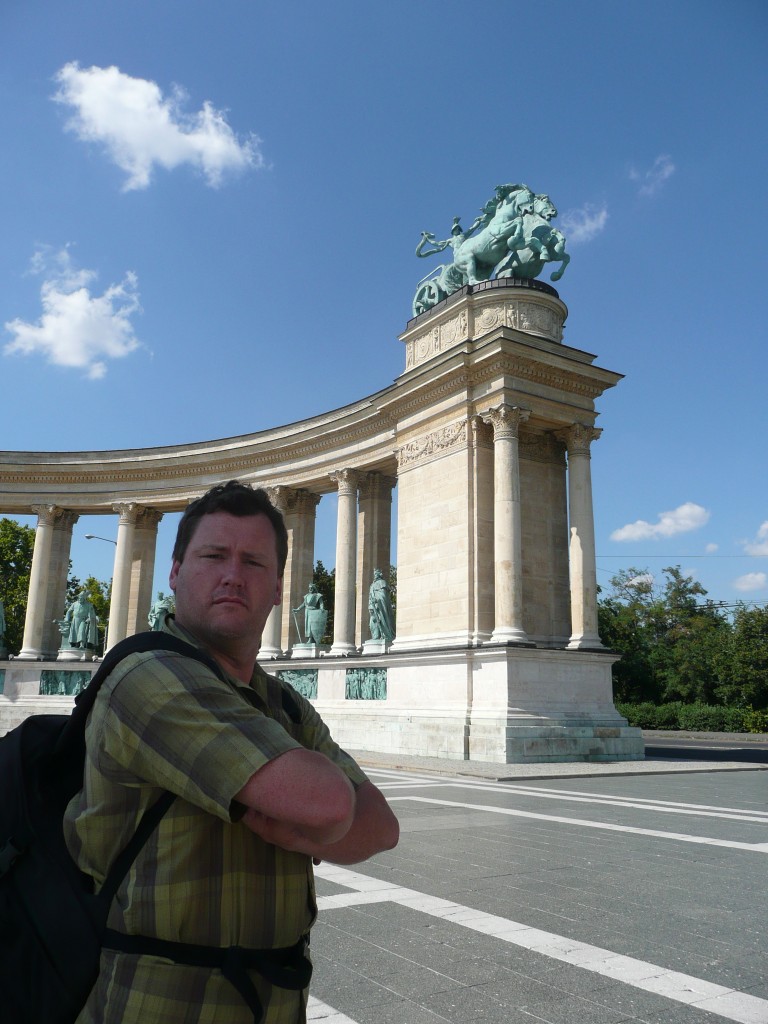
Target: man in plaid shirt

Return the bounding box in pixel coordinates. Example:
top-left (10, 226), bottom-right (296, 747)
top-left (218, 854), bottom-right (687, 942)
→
top-left (65, 481), bottom-right (400, 1023)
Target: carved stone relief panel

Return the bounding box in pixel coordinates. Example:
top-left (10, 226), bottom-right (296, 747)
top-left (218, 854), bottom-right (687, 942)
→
top-left (396, 419), bottom-right (468, 471)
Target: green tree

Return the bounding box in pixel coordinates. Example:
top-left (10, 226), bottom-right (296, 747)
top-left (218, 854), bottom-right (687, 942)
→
top-left (714, 604), bottom-right (768, 710)
top-left (598, 568), bottom-right (661, 703)
top-left (598, 565), bottom-right (728, 705)
top-left (0, 517), bottom-right (35, 654)
top-left (388, 564), bottom-right (397, 623)
top-left (650, 568), bottom-right (728, 704)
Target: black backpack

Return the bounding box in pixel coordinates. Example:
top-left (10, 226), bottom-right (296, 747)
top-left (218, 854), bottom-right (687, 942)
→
top-left (0, 632), bottom-right (229, 1023)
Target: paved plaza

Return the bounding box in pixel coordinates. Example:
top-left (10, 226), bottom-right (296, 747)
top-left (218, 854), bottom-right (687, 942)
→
top-left (307, 755), bottom-right (768, 1024)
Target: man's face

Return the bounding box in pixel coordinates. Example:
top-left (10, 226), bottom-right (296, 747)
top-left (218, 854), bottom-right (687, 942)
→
top-left (169, 511), bottom-right (283, 654)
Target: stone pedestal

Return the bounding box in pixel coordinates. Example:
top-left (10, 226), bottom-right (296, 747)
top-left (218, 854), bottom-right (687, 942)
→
top-left (291, 644), bottom-right (329, 660)
top-left (362, 639), bottom-right (390, 656)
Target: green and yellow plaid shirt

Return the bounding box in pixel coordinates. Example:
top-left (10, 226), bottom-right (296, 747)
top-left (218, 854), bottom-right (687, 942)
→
top-left (64, 617), bottom-right (368, 1024)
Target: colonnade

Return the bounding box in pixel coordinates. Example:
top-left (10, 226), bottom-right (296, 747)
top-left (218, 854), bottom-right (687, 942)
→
top-left (11, 420), bottom-right (603, 661)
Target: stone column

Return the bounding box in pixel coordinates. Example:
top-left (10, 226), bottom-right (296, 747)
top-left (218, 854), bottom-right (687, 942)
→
top-left (470, 415), bottom-right (495, 645)
top-left (43, 510), bottom-right (80, 657)
top-left (484, 404), bottom-right (531, 644)
top-left (18, 505), bottom-right (65, 660)
top-left (106, 503), bottom-right (140, 651)
top-left (356, 472), bottom-right (396, 644)
top-left (260, 486), bottom-right (291, 657)
top-left (126, 508), bottom-right (163, 635)
top-left (558, 423), bottom-right (604, 649)
top-left (329, 469), bottom-right (358, 655)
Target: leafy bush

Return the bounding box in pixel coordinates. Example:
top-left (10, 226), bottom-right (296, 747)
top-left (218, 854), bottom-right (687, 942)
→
top-left (677, 703), bottom-right (741, 732)
top-left (616, 702), bottom-right (664, 729)
top-left (741, 707), bottom-right (768, 734)
top-left (616, 700), bottom-right (768, 734)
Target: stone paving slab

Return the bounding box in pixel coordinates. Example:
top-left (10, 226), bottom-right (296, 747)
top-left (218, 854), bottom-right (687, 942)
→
top-left (310, 768), bottom-right (768, 1024)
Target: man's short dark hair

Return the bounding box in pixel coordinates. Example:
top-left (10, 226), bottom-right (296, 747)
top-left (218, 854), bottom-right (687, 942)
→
top-left (173, 481), bottom-right (288, 575)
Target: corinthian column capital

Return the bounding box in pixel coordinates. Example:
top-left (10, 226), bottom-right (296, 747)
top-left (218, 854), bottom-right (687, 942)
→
top-left (330, 468), bottom-right (359, 496)
top-left (112, 502), bottom-right (141, 525)
top-left (556, 423), bottom-right (602, 457)
top-left (30, 504), bottom-right (64, 527)
top-left (135, 507), bottom-right (164, 530)
top-left (483, 404), bottom-right (530, 440)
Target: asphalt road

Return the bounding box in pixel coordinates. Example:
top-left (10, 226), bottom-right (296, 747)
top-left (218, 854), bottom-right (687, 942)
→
top-left (644, 733), bottom-right (768, 764)
top-left (308, 763), bottom-right (768, 1024)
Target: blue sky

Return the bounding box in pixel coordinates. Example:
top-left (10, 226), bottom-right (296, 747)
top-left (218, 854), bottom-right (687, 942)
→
top-left (1, 0), bottom-right (766, 610)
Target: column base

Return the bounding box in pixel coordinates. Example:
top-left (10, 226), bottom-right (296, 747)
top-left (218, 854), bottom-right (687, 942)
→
top-left (328, 643), bottom-right (358, 657)
top-left (567, 635), bottom-right (606, 651)
top-left (16, 648), bottom-right (46, 661)
top-left (257, 645), bottom-right (284, 660)
top-left (490, 627), bottom-right (533, 646)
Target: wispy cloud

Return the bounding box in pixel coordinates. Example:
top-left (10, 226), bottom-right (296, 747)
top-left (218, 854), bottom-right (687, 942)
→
top-left (4, 247), bottom-right (142, 379)
top-left (610, 502), bottom-right (710, 542)
top-left (629, 154), bottom-right (675, 197)
top-left (733, 572), bottom-right (768, 593)
top-left (53, 62), bottom-right (264, 191)
top-left (559, 203), bottom-right (608, 245)
top-left (742, 521), bottom-right (768, 556)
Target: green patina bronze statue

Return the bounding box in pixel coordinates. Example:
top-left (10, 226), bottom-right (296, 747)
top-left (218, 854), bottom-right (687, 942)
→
top-left (292, 583), bottom-right (329, 646)
top-left (368, 568), bottom-right (395, 644)
top-left (412, 183), bottom-right (570, 316)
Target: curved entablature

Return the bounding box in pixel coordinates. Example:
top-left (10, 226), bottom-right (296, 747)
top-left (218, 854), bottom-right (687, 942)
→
top-left (0, 383), bottom-right (400, 513)
top-left (0, 282), bottom-right (620, 516)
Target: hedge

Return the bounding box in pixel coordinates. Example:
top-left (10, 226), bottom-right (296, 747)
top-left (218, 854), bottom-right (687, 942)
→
top-left (615, 701), bottom-right (768, 734)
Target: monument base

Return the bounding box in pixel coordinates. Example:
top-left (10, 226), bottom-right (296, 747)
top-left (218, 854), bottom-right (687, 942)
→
top-left (1, 646), bottom-right (643, 763)
top-left (286, 645), bottom-right (642, 763)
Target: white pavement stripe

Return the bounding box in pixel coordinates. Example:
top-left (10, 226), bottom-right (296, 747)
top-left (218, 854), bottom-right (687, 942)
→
top-left (498, 783), bottom-right (768, 817)
top-left (388, 795), bottom-right (768, 851)
top-left (307, 996), bottom-right (360, 1023)
top-left (316, 864), bottom-right (768, 1024)
top-left (377, 775), bottom-right (768, 822)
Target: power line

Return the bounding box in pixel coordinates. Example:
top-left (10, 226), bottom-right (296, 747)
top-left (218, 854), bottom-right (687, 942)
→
top-left (597, 554), bottom-right (760, 559)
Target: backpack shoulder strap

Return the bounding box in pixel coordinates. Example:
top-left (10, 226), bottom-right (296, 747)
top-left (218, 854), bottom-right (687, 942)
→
top-left (73, 635), bottom-right (229, 903)
top-left (74, 632), bottom-right (226, 717)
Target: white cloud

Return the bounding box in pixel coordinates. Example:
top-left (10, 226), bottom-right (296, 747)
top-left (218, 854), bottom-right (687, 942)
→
top-left (4, 247), bottom-right (142, 379)
top-left (53, 62), bottom-right (263, 191)
top-left (629, 154), bottom-right (675, 197)
top-left (705, 543), bottom-right (719, 554)
top-left (610, 502), bottom-right (710, 542)
top-left (627, 573), bottom-right (654, 588)
top-left (742, 521), bottom-right (768, 556)
top-left (559, 204), bottom-right (608, 245)
top-left (733, 572), bottom-right (768, 593)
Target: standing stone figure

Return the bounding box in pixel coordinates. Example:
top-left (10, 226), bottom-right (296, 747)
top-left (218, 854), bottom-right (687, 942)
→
top-left (64, 591), bottom-right (100, 651)
top-left (293, 583), bottom-right (328, 645)
top-left (368, 568), bottom-right (395, 643)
